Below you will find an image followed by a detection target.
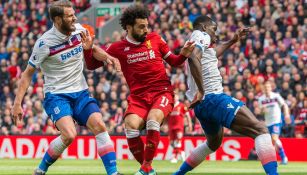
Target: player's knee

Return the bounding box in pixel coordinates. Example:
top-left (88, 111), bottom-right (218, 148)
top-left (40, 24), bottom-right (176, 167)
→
top-left (90, 120), bottom-right (107, 135)
top-left (125, 119), bottom-right (141, 130)
top-left (271, 135), bottom-right (279, 142)
top-left (62, 129), bottom-right (77, 145)
top-left (207, 140), bottom-right (221, 151)
top-left (255, 122), bottom-right (269, 136)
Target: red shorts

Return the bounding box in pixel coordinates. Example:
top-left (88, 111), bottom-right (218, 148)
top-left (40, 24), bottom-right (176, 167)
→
top-left (169, 129), bottom-right (183, 141)
top-left (125, 90), bottom-right (174, 121)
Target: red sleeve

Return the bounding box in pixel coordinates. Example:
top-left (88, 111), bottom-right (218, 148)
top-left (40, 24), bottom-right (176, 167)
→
top-left (83, 48), bottom-right (104, 70)
top-left (158, 34), bottom-right (172, 59)
top-left (164, 53), bottom-right (187, 67)
top-left (156, 33), bottom-right (187, 67)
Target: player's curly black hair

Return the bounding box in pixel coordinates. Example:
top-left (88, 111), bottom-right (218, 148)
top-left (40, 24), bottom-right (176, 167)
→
top-left (120, 5), bottom-right (149, 30)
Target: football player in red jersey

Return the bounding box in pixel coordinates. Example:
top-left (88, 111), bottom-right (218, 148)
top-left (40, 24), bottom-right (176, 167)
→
top-left (168, 94), bottom-right (192, 163)
top-left (83, 5), bottom-right (195, 175)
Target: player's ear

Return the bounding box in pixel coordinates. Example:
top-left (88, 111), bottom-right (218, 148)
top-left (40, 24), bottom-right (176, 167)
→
top-left (201, 24), bottom-right (206, 32)
top-left (54, 16), bottom-right (62, 25)
top-left (126, 25), bottom-right (132, 31)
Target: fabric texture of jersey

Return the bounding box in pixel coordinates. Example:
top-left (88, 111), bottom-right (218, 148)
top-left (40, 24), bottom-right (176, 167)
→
top-left (186, 30), bottom-right (223, 101)
top-left (194, 93), bottom-right (244, 135)
top-left (28, 23), bottom-right (87, 94)
top-left (258, 92), bottom-right (286, 126)
top-left (43, 89), bottom-right (100, 126)
top-left (106, 32), bottom-right (173, 96)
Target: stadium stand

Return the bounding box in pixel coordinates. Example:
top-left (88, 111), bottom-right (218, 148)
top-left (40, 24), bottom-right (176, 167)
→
top-left (0, 0), bottom-right (306, 138)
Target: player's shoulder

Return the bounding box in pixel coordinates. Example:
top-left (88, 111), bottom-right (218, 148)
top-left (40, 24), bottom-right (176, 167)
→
top-left (106, 40), bottom-right (126, 52)
top-left (73, 23), bottom-right (86, 34)
top-left (35, 31), bottom-right (53, 49)
top-left (191, 30), bottom-right (209, 39)
top-left (258, 94), bottom-right (266, 100)
top-left (147, 32), bottom-right (164, 42)
top-left (147, 32), bottom-right (160, 39)
top-left (270, 92), bottom-right (280, 98)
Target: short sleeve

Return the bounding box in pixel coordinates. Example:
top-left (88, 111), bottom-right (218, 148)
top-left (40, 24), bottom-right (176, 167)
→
top-left (276, 94), bottom-right (286, 106)
top-left (28, 39), bottom-right (49, 68)
top-left (189, 30), bottom-right (211, 52)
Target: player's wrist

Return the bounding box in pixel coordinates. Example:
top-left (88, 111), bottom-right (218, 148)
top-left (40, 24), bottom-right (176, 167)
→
top-left (179, 53), bottom-right (188, 59)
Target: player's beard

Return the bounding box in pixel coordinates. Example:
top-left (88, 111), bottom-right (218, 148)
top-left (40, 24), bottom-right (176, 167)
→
top-left (60, 18), bottom-right (76, 34)
top-left (132, 29), bottom-right (147, 43)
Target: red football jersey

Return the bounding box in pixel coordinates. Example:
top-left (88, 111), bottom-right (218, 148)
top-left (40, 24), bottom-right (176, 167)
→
top-left (168, 102), bottom-right (188, 130)
top-left (106, 32), bottom-right (173, 95)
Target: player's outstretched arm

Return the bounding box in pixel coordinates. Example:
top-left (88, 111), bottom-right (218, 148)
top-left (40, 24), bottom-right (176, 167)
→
top-left (80, 30), bottom-right (121, 71)
top-left (164, 41), bottom-right (195, 67)
top-left (11, 65), bottom-right (36, 125)
top-left (215, 27), bottom-right (250, 57)
top-left (92, 46), bottom-right (121, 72)
top-left (188, 47), bottom-right (205, 108)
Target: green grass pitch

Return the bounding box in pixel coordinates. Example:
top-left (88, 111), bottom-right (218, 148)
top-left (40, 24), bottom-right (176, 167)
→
top-left (0, 159), bottom-right (306, 175)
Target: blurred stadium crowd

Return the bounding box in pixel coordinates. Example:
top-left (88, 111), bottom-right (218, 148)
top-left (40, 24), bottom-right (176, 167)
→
top-left (0, 0), bottom-right (306, 137)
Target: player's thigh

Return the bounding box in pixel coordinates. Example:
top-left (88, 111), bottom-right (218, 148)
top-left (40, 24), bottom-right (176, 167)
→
top-left (125, 95), bottom-right (149, 124)
top-left (230, 106), bottom-right (268, 139)
top-left (43, 92), bottom-right (73, 124)
top-left (150, 91), bottom-right (174, 123)
top-left (124, 113), bottom-right (145, 130)
top-left (73, 90), bottom-right (100, 126)
top-left (83, 103), bottom-right (107, 135)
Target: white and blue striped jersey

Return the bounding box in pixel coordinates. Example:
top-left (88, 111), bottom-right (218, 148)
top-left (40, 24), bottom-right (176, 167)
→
top-left (258, 92), bottom-right (286, 126)
top-left (186, 30), bottom-right (223, 101)
top-left (28, 23), bottom-right (88, 94)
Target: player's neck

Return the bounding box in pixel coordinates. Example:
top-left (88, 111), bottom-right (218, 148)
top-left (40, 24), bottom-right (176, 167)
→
top-left (126, 34), bottom-right (141, 45)
top-left (265, 92), bottom-right (271, 98)
top-left (54, 24), bottom-right (71, 37)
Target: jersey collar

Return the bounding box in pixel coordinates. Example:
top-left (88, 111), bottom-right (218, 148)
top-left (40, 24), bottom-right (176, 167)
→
top-left (126, 35), bottom-right (141, 45)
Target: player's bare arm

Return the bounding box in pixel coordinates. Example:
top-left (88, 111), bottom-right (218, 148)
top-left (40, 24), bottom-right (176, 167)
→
top-left (80, 31), bottom-right (121, 71)
top-left (215, 27), bottom-right (250, 57)
top-left (283, 104), bottom-right (291, 124)
top-left (188, 46), bottom-right (204, 108)
top-left (11, 65), bottom-right (36, 125)
top-left (92, 46), bottom-right (121, 72)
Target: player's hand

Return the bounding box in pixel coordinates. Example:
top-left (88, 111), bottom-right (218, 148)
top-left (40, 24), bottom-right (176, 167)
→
top-left (11, 103), bottom-right (23, 125)
top-left (106, 56), bottom-right (121, 72)
top-left (233, 27), bottom-right (250, 42)
top-left (180, 41), bottom-right (195, 58)
top-left (285, 115), bottom-right (291, 125)
top-left (80, 30), bottom-right (94, 50)
top-left (189, 91), bottom-right (203, 109)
